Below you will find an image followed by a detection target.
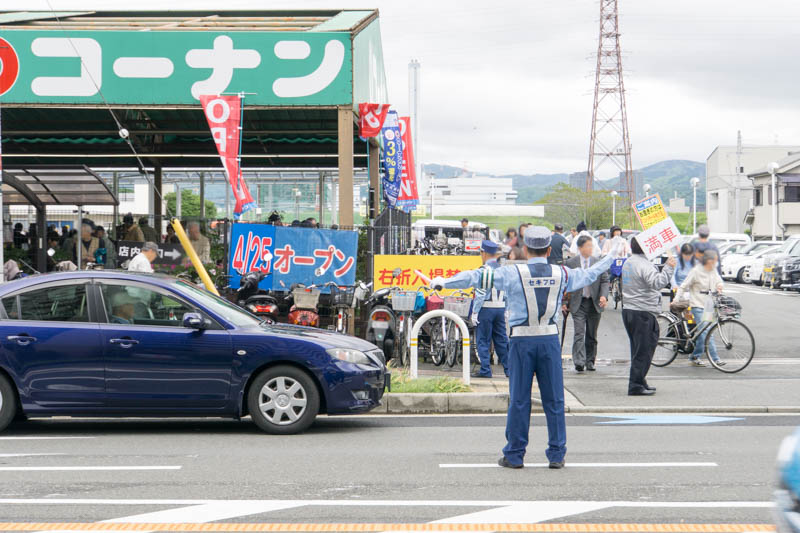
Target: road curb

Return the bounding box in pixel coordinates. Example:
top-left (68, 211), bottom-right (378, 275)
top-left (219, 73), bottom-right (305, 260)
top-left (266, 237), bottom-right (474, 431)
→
top-left (378, 394), bottom-right (800, 415)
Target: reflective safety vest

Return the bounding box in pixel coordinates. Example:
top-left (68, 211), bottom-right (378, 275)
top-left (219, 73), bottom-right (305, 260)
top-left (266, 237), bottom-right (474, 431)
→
top-left (510, 263), bottom-right (565, 337)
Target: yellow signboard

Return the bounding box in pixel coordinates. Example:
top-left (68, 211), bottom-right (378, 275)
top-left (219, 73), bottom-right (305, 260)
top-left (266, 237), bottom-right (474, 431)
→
top-left (633, 193), bottom-right (668, 230)
top-left (373, 255), bottom-right (482, 294)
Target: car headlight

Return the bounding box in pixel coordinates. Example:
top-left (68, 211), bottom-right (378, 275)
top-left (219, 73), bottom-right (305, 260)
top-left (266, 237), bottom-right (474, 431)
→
top-left (327, 348), bottom-right (372, 365)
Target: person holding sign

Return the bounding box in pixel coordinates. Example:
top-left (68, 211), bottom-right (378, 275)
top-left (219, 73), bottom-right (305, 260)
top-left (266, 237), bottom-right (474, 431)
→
top-left (431, 226), bottom-right (624, 470)
top-left (621, 238), bottom-right (676, 396)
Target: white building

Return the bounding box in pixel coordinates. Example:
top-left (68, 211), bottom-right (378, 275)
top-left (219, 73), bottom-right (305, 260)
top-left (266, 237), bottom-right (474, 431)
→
top-left (706, 144), bottom-right (800, 234)
top-left (747, 152), bottom-right (800, 239)
top-left (416, 174), bottom-right (544, 217)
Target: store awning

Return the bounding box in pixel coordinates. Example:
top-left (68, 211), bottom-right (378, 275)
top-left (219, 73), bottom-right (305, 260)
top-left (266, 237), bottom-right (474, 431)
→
top-left (2, 165), bottom-right (119, 208)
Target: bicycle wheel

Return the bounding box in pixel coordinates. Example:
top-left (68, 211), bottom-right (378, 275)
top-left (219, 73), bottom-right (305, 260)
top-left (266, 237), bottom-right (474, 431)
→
top-left (652, 314), bottom-right (680, 367)
top-left (706, 319), bottom-right (755, 373)
top-left (445, 320), bottom-right (459, 368)
top-left (428, 321), bottom-right (446, 366)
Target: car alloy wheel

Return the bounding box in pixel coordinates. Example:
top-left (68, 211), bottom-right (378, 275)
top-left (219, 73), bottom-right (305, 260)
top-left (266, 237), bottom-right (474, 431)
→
top-left (0, 375), bottom-right (17, 433)
top-left (259, 376), bottom-right (307, 425)
top-left (247, 365), bottom-right (320, 435)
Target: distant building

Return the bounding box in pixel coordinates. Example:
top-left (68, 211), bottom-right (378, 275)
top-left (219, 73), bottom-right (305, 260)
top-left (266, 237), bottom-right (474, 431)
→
top-left (417, 173), bottom-right (543, 217)
top-left (569, 171), bottom-right (587, 190)
top-left (706, 144), bottom-right (800, 234)
top-left (667, 192), bottom-right (689, 214)
top-left (747, 152), bottom-right (800, 239)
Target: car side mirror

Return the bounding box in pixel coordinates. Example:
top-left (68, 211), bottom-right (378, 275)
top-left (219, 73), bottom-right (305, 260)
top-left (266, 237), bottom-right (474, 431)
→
top-left (183, 312), bottom-right (206, 329)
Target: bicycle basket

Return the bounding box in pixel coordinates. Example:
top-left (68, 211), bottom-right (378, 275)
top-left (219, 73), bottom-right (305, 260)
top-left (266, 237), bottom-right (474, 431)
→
top-left (444, 296), bottom-right (472, 318)
top-left (292, 287), bottom-right (320, 309)
top-left (332, 286), bottom-right (357, 307)
top-left (715, 295), bottom-right (742, 318)
top-left (392, 290), bottom-right (418, 312)
top-left (426, 293), bottom-right (444, 312)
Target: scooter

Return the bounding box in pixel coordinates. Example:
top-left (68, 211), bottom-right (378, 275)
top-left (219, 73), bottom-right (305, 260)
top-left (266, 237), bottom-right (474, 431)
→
top-left (236, 271), bottom-right (280, 324)
top-left (285, 283), bottom-right (322, 327)
top-left (364, 268), bottom-right (402, 362)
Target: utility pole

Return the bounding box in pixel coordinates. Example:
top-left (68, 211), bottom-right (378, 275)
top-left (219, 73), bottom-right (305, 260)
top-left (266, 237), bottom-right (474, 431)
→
top-left (409, 59), bottom-right (422, 190)
top-left (587, 0), bottom-right (634, 225)
top-left (735, 130), bottom-right (742, 233)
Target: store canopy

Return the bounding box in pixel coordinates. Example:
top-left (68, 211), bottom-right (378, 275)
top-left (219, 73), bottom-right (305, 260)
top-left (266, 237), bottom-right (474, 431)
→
top-left (2, 166), bottom-right (119, 208)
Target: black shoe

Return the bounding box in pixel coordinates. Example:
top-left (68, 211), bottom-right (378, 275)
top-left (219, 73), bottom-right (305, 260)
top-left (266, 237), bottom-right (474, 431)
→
top-left (498, 457), bottom-right (523, 469)
top-left (575, 365), bottom-right (585, 372)
top-left (471, 372), bottom-right (492, 379)
top-left (644, 383), bottom-right (656, 391)
top-left (549, 461), bottom-right (565, 469)
top-left (628, 388), bottom-right (656, 396)
top-left (586, 362), bottom-right (596, 371)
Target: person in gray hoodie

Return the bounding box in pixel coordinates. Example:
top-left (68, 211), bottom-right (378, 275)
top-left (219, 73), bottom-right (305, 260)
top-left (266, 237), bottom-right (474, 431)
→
top-left (620, 238), bottom-right (676, 396)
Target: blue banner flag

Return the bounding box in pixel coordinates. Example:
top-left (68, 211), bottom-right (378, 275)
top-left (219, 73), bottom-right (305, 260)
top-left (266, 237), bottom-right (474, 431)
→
top-left (228, 224), bottom-right (358, 291)
top-left (380, 110), bottom-right (403, 208)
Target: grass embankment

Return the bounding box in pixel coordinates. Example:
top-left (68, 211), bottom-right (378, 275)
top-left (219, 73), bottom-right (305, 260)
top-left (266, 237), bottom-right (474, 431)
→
top-left (387, 369), bottom-right (472, 393)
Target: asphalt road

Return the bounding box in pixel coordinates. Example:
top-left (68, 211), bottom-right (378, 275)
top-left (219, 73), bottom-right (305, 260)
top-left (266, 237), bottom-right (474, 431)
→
top-left (0, 413), bottom-right (796, 529)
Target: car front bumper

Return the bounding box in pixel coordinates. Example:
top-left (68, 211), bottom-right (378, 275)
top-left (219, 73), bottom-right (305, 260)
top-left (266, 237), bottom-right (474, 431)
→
top-left (323, 362), bottom-right (388, 415)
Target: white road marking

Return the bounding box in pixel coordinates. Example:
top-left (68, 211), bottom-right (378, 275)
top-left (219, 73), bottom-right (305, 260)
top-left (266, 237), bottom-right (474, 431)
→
top-left (0, 466), bottom-right (181, 471)
top-left (439, 462), bottom-right (718, 468)
top-left (433, 502), bottom-right (612, 524)
top-left (0, 436), bottom-right (95, 440)
top-left (0, 453), bottom-right (64, 458)
top-left (103, 501), bottom-right (304, 524)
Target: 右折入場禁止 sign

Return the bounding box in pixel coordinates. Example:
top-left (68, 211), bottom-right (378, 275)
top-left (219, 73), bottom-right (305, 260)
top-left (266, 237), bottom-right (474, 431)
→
top-left (0, 31), bottom-right (351, 105)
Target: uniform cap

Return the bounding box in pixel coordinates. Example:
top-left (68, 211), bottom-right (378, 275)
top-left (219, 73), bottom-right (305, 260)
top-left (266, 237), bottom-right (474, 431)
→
top-left (481, 240), bottom-right (499, 254)
top-left (523, 226), bottom-right (552, 249)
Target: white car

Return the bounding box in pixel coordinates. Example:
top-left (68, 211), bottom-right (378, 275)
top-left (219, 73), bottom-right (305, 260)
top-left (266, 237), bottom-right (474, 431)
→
top-left (745, 247), bottom-right (787, 285)
top-left (721, 243), bottom-right (782, 283)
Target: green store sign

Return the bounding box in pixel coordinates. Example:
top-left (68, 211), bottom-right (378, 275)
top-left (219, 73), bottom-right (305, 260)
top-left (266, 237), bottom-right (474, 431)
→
top-left (0, 30), bottom-right (353, 106)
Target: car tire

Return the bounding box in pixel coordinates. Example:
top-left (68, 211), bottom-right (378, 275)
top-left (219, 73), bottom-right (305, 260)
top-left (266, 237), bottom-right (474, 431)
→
top-left (248, 366), bottom-right (320, 435)
top-left (736, 268), bottom-right (746, 284)
top-left (0, 374), bottom-right (18, 433)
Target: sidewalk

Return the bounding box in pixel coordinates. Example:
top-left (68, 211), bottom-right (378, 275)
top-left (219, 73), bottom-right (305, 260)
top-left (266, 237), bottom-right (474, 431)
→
top-left (377, 357), bottom-right (800, 415)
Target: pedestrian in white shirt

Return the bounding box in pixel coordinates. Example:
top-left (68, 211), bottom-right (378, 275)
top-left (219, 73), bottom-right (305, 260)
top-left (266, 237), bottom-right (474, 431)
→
top-left (127, 241), bottom-right (158, 273)
top-left (568, 221), bottom-right (601, 257)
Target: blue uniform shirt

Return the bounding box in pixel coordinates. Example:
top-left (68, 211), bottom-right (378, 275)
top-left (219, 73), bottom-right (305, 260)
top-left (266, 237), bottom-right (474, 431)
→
top-left (445, 254), bottom-right (614, 329)
top-left (472, 259), bottom-right (504, 315)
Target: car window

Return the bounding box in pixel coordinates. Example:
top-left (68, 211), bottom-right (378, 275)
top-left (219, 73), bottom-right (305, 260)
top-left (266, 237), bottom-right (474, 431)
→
top-left (99, 283), bottom-right (197, 328)
top-left (172, 280), bottom-right (262, 328)
top-left (2, 283), bottom-right (89, 322)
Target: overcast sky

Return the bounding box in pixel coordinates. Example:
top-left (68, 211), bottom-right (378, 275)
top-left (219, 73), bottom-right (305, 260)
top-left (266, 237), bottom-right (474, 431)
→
top-left (10, 0), bottom-right (800, 177)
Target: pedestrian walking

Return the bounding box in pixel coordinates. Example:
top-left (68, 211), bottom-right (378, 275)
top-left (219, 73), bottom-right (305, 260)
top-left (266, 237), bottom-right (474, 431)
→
top-left (676, 250), bottom-right (724, 367)
top-left (127, 241), bottom-right (158, 273)
top-left (564, 235), bottom-right (609, 372)
top-left (432, 226), bottom-right (621, 469)
top-left (670, 243), bottom-right (695, 300)
top-left (621, 238), bottom-right (676, 396)
top-left (692, 225), bottom-right (721, 274)
top-left (509, 223), bottom-right (529, 260)
top-left (470, 240), bottom-right (510, 379)
top-left (548, 224), bottom-right (569, 265)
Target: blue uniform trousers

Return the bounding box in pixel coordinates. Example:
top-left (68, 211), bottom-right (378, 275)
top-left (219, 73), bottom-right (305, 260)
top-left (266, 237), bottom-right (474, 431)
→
top-left (476, 307), bottom-right (510, 377)
top-left (502, 334), bottom-right (566, 465)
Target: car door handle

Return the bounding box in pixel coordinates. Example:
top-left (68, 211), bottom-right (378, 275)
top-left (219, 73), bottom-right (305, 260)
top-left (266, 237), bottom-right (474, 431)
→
top-left (109, 338), bottom-right (140, 348)
top-left (7, 335), bottom-right (37, 346)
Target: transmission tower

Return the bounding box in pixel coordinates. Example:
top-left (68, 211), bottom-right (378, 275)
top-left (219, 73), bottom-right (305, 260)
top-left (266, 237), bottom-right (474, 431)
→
top-left (587, 0), bottom-right (634, 207)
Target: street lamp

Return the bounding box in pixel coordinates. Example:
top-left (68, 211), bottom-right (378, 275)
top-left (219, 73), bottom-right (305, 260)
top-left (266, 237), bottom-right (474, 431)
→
top-left (430, 172), bottom-right (436, 220)
top-left (610, 190), bottom-right (618, 226)
top-left (768, 161), bottom-right (780, 241)
top-left (643, 183), bottom-right (651, 196)
top-left (690, 177), bottom-right (700, 234)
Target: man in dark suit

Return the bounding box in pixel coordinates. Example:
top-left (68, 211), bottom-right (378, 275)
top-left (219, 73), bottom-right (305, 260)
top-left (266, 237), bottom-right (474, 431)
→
top-left (563, 235), bottom-right (609, 372)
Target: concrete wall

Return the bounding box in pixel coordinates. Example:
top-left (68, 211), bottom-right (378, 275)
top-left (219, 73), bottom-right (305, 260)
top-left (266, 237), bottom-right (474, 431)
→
top-left (706, 145), bottom-right (800, 234)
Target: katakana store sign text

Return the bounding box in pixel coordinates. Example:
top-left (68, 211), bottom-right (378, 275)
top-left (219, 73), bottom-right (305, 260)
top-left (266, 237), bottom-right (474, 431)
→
top-left (0, 31), bottom-right (351, 105)
top-left (228, 224), bottom-right (358, 291)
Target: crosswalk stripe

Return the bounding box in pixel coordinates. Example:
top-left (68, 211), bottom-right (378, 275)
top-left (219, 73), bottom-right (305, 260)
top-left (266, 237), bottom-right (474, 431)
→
top-left (0, 523), bottom-right (778, 532)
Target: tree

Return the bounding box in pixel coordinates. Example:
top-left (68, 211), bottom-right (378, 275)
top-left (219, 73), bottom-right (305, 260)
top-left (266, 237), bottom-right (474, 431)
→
top-left (165, 190), bottom-right (218, 219)
top-left (535, 183), bottom-right (633, 230)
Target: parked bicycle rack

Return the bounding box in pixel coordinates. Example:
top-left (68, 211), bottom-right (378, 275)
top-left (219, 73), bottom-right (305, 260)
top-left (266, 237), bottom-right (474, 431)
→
top-left (409, 309), bottom-right (471, 385)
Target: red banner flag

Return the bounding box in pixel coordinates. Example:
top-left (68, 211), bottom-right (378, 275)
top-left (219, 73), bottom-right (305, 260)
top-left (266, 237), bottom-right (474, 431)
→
top-left (358, 103), bottom-right (390, 138)
top-left (200, 95), bottom-right (256, 218)
top-left (397, 116), bottom-right (420, 211)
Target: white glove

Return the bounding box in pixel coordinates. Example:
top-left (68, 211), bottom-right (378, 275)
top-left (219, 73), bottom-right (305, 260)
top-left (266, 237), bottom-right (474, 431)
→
top-left (430, 276), bottom-right (446, 291)
top-left (470, 314), bottom-right (479, 327)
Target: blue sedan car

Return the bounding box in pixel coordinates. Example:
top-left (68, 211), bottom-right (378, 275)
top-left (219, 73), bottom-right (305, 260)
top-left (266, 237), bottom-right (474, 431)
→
top-left (0, 271), bottom-right (387, 434)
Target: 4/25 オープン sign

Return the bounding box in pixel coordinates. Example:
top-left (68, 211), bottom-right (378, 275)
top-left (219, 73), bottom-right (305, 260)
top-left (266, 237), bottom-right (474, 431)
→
top-left (0, 31), bottom-right (351, 105)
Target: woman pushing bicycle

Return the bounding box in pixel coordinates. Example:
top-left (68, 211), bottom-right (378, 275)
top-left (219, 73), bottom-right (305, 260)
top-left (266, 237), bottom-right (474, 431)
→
top-left (676, 249), bottom-right (725, 367)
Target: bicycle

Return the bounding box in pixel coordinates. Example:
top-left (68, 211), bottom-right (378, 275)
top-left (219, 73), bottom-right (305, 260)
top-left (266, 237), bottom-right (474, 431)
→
top-left (441, 290), bottom-right (478, 368)
top-left (652, 292), bottom-right (755, 373)
top-left (609, 257), bottom-right (626, 309)
top-left (327, 281), bottom-right (371, 334)
top-left (390, 287), bottom-right (421, 368)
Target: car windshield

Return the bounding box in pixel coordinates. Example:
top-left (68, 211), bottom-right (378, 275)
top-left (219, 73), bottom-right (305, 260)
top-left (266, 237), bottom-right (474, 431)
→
top-left (173, 280), bottom-right (262, 328)
top-left (778, 239), bottom-right (800, 253)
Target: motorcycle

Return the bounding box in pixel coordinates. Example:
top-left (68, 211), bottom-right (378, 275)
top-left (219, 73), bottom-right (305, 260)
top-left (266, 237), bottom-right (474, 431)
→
top-left (236, 271), bottom-right (280, 324)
